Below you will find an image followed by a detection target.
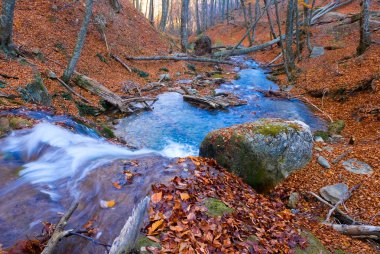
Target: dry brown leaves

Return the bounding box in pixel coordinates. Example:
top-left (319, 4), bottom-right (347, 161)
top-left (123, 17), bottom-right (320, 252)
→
top-left (143, 157), bottom-right (307, 253)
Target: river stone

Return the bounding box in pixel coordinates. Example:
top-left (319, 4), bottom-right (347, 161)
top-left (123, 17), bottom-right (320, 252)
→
top-left (317, 156), bottom-right (331, 169)
top-left (320, 183), bottom-right (348, 205)
top-left (342, 158), bottom-right (373, 175)
top-left (310, 47), bottom-right (325, 58)
top-left (199, 118), bottom-right (313, 192)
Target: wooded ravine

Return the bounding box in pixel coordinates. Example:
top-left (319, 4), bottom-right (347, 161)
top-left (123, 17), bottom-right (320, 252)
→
top-left (0, 0), bottom-right (379, 253)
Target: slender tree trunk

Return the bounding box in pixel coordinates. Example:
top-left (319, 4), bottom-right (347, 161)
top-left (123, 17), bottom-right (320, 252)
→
top-left (357, 0), bottom-right (371, 55)
top-left (274, 0), bottom-right (291, 81)
top-left (149, 0), bottom-right (154, 26)
top-left (295, 1), bottom-right (301, 59)
top-left (109, 0), bottom-right (122, 12)
top-left (264, 0), bottom-right (277, 39)
top-left (202, 0), bottom-right (208, 30)
top-left (285, 0), bottom-right (295, 71)
top-left (160, 0), bottom-right (169, 30)
top-left (0, 0), bottom-right (16, 54)
top-left (210, 0), bottom-right (215, 27)
top-left (252, 0), bottom-right (260, 42)
top-left (62, 0), bottom-right (94, 83)
top-left (226, 0), bottom-right (230, 23)
top-left (240, 0), bottom-right (253, 46)
top-left (195, 0), bottom-right (201, 34)
top-left (180, 0), bottom-right (190, 52)
top-left (222, 0), bottom-right (226, 21)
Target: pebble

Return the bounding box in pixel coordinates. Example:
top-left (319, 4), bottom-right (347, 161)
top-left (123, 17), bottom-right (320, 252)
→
top-left (342, 158), bottom-right (373, 174)
top-left (320, 183), bottom-right (349, 205)
top-left (317, 156), bottom-right (331, 169)
top-left (314, 136), bottom-right (324, 142)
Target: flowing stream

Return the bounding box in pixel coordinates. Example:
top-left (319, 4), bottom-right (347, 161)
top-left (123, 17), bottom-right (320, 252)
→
top-left (0, 57), bottom-right (324, 252)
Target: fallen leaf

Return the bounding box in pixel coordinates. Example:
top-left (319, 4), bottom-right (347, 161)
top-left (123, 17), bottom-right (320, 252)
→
top-left (147, 219), bottom-right (164, 235)
top-left (151, 192), bottom-right (163, 204)
top-left (180, 192), bottom-right (190, 201)
top-left (112, 182), bottom-right (122, 190)
top-left (100, 200), bottom-right (116, 208)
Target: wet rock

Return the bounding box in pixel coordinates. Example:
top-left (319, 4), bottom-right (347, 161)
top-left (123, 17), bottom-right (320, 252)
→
top-left (199, 119), bottom-right (313, 192)
top-left (314, 136), bottom-right (324, 142)
top-left (0, 117), bottom-right (10, 136)
top-left (317, 156), bottom-right (331, 169)
top-left (194, 35), bottom-right (212, 56)
top-left (323, 146), bottom-right (333, 153)
top-left (329, 134), bottom-right (344, 144)
top-left (320, 183), bottom-right (348, 205)
top-left (310, 46), bottom-right (325, 58)
top-left (342, 158), bottom-right (373, 175)
top-left (159, 74), bottom-right (170, 81)
top-left (288, 192), bottom-right (300, 209)
top-left (47, 70), bottom-right (57, 79)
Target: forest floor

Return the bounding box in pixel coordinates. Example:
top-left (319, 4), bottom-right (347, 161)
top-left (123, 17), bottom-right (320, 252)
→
top-left (0, 0), bottom-right (380, 253)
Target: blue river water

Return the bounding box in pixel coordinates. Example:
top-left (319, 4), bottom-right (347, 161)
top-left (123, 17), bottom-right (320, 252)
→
top-left (116, 58), bottom-right (325, 155)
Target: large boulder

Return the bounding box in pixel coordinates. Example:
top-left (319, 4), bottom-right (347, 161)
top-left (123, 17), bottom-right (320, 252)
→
top-left (199, 118), bottom-right (313, 192)
top-left (194, 35), bottom-right (212, 56)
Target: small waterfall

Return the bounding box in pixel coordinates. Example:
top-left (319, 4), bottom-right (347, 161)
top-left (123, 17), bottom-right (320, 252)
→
top-left (109, 196), bottom-right (150, 254)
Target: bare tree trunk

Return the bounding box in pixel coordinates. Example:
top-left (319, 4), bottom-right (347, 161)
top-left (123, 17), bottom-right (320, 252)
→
top-left (62, 0), bottom-right (94, 83)
top-left (357, 0), bottom-right (371, 55)
top-left (264, 0), bottom-right (277, 39)
top-left (226, 0), bottom-right (230, 23)
top-left (195, 0), bottom-right (202, 34)
top-left (252, 0), bottom-right (260, 42)
top-left (210, 0), bottom-right (215, 27)
top-left (149, 0), bottom-right (154, 26)
top-left (274, 0), bottom-right (291, 80)
top-left (109, 0), bottom-right (122, 12)
top-left (285, 0), bottom-right (295, 72)
top-left (294, 1), bottom-right (301, 59)
top-left (180, 0), bottom-right (190, 52)
top-left (160, 0), bottom-right (169, 31)
top-left (240, 0), bottom-right (253, 46)
top-left (0, 0), bottom-right (16, 54)
top-left (202, 0), bottom-right (208, 30)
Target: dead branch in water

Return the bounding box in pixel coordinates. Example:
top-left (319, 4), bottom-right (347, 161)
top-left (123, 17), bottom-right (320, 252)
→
top-left (125, 55), bottom-right (234, 65)
top-left (41, 202), bottom-right (79, 254)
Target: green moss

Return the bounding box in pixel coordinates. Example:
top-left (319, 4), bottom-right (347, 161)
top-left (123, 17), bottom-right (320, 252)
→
top-left (134, 236), bottom-right (160, 253)
top-left (159, 67), bottom-right (169, 72)
top-left (9, 117), bottom-right (33, 129)
top-left (61, 92), bottom-right (72, 101)
top-left (187, 64), bottom-right (196, 72)
top-left (212, 73), bottom-right (224, 79)
top-left (100, 125), bottom-right (115, 138)
top-left (204, 198), bottom-right (233, 217)
top-left (295, 231), bottom-right (330, 254)
top-left (254, 124), bottom-right (290, 136)
top-left (328, 120), bottom-right (345, 135)
top-left (75, 102), bottom-right (101, 116)
top-left (0, 81), bottom-right (6, 88)
top-left (132, 67), bottom-right (149, 78)
top-left (18, 74), bottom-right (51, 106)
top-left (96, 53), bottom-right (107, 63)
top-left (314, 130), bottom-right (329, 140)
top-left (234, 74), bottom-right (241, 80)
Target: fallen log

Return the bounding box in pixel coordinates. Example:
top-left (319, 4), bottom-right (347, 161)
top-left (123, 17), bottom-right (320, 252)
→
top-left (111, 54), bottom-right (132, 72)
top-left (41, 202), bottom-right (79, 254)
top-left (72, 73), bottom-right (133, 113)
top-left (184, 95), bottom-right (223, 109)
top-left (125, 55), bottom-right (234, 65)
top-left (0, 91), bottom-right (16, 99)
top-left (213, 35), bottom-right (285, 58)
top-left (329, 224), bottom-right (380, 238)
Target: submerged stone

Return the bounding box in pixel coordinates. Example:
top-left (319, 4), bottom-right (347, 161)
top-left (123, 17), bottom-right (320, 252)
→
top-left (199, 118), bottom-right (313, 192)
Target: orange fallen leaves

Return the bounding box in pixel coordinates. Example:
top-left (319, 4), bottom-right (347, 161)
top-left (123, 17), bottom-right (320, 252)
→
top-left (100, 200), bottom-right (116, 208)
top-left (147, 219), bottom-right (164, 235)
top-left (180, 192), bottom-right (190, 201)
top-left (151, 192), bottom-right (163, 204)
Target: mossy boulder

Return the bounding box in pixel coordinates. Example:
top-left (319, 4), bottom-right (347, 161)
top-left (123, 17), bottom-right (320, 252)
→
top-left (18, 75), bottom-right (51, 106)
top-left (295, 231), bottom-right (331, 254)
top-left (9, 117), bottom-right (33, 129)
top-left (199, 118), bottom-right (313, 192)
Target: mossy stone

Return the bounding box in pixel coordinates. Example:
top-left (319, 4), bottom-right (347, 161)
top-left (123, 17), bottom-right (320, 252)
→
top-left (9, 117), bottom-right (33, 129)
top-left (134, 236), bottom-right (160, 253)
top-left (204, 198), bottom-right (234, 217)
top-left (295, 231), bottom-right (331, 254)
top-left (18, 75), bottom-right (51, 106)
